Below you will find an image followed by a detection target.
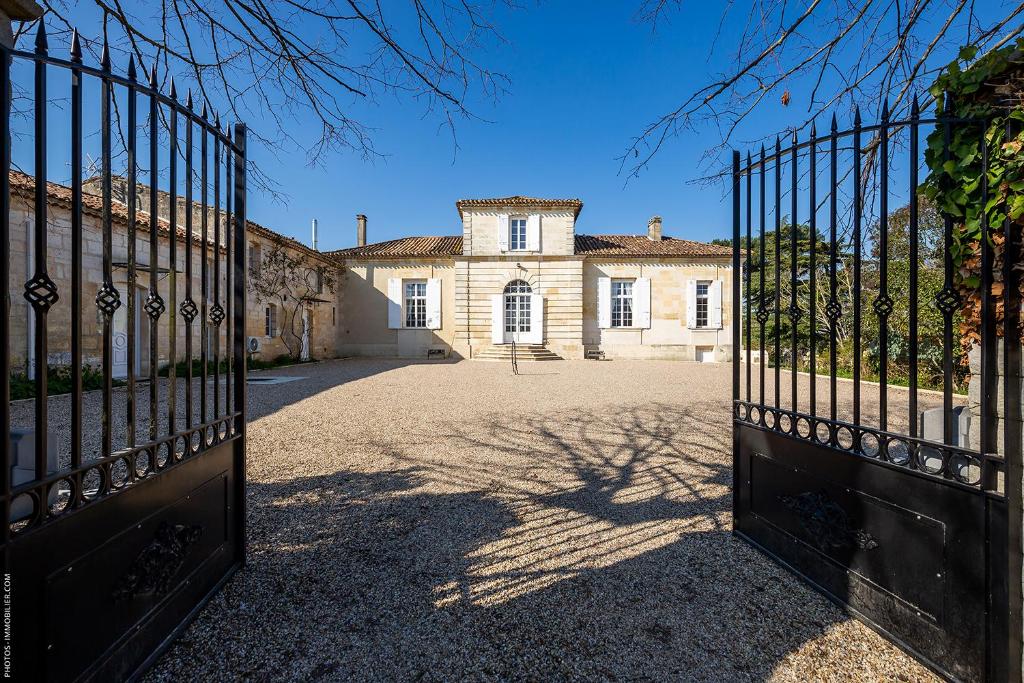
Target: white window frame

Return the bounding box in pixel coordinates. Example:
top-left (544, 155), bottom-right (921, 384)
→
top-left (611, 279), bottom-right (633, 328)
top-left (404, 279), bottom-right (428, 328)
top-left (264, 303), bottom-right (277, 337)
top-left (695, 280), bottom-right (711, 329)
top-left (509, 216), bottom-right (528, 252)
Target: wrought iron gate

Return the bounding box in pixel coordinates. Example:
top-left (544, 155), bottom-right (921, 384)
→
top-left (731, 100), bottom-right (1019, 682)
top-left (1, 21), bottom-right (247, 681)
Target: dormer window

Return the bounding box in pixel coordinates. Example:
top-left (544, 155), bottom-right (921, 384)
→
top-left (509, 217), bottom-right (527, 251)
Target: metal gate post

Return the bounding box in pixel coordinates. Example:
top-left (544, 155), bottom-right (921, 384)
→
top-left (731, 150), bottom-right (741, 530)
top-left (232, 123), bottom-right (248, 567)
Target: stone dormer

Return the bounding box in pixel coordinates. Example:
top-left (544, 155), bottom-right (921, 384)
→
top-left (455, 196), bottom-right (582, 257)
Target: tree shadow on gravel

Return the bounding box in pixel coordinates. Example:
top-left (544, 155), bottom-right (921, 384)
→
top-left (142, 400), bottom-right (884, 682)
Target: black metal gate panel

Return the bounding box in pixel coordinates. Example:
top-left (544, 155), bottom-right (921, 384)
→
top-left (731, 100), bottom-right (1019, 681)
top-left (1, 21), bottom-right (247, 681)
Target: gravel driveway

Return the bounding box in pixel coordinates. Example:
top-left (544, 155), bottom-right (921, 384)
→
top-left (136, 358), bottom-right (940, 682)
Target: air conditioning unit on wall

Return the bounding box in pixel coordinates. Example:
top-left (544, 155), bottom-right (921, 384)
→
top-left (246, 336), bottom-right (262, 354)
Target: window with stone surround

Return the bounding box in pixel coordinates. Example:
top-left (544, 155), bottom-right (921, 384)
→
top-left (695, 281), bottom-right (710, 328)
top-left (264, 303), bottom-right (277, 337)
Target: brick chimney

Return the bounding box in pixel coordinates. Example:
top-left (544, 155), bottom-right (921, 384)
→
top-left (356, 214), bottom-right (367, 247)
top-left (647, 215), bottom-right (662, 241)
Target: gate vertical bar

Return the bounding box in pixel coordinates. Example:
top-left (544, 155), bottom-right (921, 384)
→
top-left (790, 133), bottom-right (798, 414)
top-left (980, 123), bottom-right (997, 488)
top-left (876, 101), bottom-right (890, 432)
top-left (233, 123), bottom-right (248, 565)
top-left (126, 58), bottom-right (138, 447)
top-left (759, 145), bottom-right (766, 407)
top-left (774, 138), bottom-right (781, 411)
top-left (829, 116), bottom-right (838, 422)
top-left (147, 64), bottom-right (160, 442)
top-left (1, 33), bottom-right (11, 541)
top-left (200, 111), bottom-right (208, 424)
top-left (167, 82), bottom-right (178, 438)
top-left (808, 122), bottom-right (817, 416)
top-left (1004, 111), bottom-right (1024, 682)
top-left (99, 43), bottom-right (116, 459)
top-left (225, 129), bottom-right (233, 417)
top-left (940, 93), bottom-right (956, 445)
top-left (745, 152), bottom-right (752, 403)
top-left (69, 32), bottom-right (83, 472)
top-left (29, 22), bottom-right (50, 481)
top-left (909, 97), bottom-right (920, 439)
top-left (732, 151), bottom-right (740, 405)
top-left (183, 93), bottom-right (194, 431)
top-left (212, 123), bottom-right (221, 419)
top-left (852, 108), bottom-right (863, 427)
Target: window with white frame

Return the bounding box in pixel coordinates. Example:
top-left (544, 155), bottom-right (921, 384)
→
top-left (264, 304), bottom-right (277, 337)
top-left (509, 217), bottom-right (527, 251)
top-left (404, 280), bottom-right (427, 328)
top-left (611, 280), bottom-right (633, 328)
top-left (695, 281), bottom-right (710, 328)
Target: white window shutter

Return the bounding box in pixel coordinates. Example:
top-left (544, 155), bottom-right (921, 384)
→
top-left (491, 295), bottom-right (504, 344)
top-left (426, 278), bottom-right (442, 329)
top-left (634, 277), bottom-right (651, 329)
top-left (710, 280), bottom-right (723, 328)
top-left (598, 277), bottom-right (611, 329)
top-left (526, 214), bottom-right (541, 251)
top-left (387, 278), bottom-right (402, 329)
top-left (685, 279), bottom-right (697, 329)
top-left (527, 294), bottom-right (544, 344)
top-left (497, 214), bottom-right (509, 252)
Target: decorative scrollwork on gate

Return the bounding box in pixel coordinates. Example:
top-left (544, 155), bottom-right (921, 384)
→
top-left (779, 490), bottom-right (878, 551)
top-left (113, 521), bottom-right (203, 601)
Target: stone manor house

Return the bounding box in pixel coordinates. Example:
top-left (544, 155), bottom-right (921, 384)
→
top-left (6, 175), bottom-right (734, 373)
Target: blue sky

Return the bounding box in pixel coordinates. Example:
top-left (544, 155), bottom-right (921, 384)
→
top-left (245, 2), bottom-right (746, 251)
top-left (27, 2), bottom-right (1011, 251)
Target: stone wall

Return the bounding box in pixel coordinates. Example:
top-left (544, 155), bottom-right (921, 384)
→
top-left (453, 257), bottom-right (584, 359)
top-left (336, 259), bottom-right (457, 358)
top-left (582, 259), bottom-right (734, 361)
top-left (6, 193), bottom-right (339, 376)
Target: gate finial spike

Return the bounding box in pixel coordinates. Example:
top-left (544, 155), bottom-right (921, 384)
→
top-left (830, 112), bottom-right (837, 132)
top-left (775, 136), bottom-right (781, 152)
top-left (791, 130), bottom-right (798, 146)
top-left (100, 40), bottom-right (110, 71)
top-left (854, 106), bottom-right (861, 126)
top-left (70, 28), bottom-right (81, 63)
top-left (201, 101), bottom-right (208, 118)
top-left (169, 77), bottom-right (177, 99)
top-left (911, 94), bottom-right (920, 117)
top-left (149, 61), bottom-right (158, 88)
top-left (186, 89), bottom-right (193, 109)
top-left (810, 119), bottom-right (816, 138)
top-left (881, 98), bottom-right (889, 120)
top-left (127, 55), bottom-right (136, 81)
top-left (34, 18), bottom-right (47, 54)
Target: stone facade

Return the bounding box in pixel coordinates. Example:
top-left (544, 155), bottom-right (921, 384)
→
top-left (6, 174), bottom-right (340, 377)
top-left (331, 197), bottom-right (734, 361)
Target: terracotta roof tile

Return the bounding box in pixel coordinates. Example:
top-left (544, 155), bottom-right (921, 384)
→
top-left (10, 171), bottom-right (334, 264)
top-left (456, 195), bottom-right (583, 217)
top-left (327, 236), bottom-right (464, 259)
top-left (574, 234), bottom-right (732, 258)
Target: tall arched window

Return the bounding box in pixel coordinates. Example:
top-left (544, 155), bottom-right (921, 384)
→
top-left (503, 280), bottom-right (532, 336)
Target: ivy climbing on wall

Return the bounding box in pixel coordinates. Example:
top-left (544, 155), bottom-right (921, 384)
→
top-left (921, 39), bottom-right (1024, 347)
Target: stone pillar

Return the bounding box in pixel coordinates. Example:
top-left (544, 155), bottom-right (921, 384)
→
top-left (0, 0), bottom-right (42, 50)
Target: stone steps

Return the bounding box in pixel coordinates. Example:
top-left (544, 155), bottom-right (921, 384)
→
top-left (472, 344), bottom-right (563, 361)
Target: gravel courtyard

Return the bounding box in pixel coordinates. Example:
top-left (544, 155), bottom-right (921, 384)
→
top-left (141, 358), bottom-right (941, 682)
